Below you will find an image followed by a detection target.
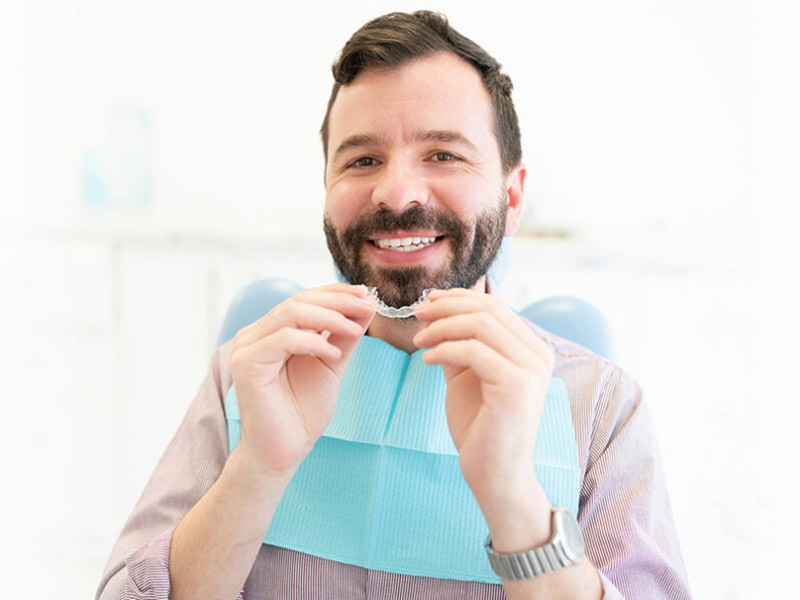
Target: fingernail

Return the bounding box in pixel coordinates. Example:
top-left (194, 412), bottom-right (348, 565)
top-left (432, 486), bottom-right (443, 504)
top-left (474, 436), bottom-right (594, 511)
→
top-left (356, 296), bottom-right (375, 307)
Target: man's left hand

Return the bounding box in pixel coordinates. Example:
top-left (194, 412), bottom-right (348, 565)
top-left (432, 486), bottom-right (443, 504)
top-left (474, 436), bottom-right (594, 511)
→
top-left (413, 288), bottom-right (554, 518)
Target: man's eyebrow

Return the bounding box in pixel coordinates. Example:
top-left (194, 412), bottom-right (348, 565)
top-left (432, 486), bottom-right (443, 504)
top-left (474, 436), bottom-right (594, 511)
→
top-left (417, 130), bottom-right (479, 153)
top-left (332, 134), bottom-right (383, 162)
top-left (333, 130), bottom-right (479, 163)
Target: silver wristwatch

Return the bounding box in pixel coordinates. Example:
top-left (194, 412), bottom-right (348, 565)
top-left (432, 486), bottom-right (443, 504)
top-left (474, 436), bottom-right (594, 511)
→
top-left (485, 506), bottom-right (585, 580)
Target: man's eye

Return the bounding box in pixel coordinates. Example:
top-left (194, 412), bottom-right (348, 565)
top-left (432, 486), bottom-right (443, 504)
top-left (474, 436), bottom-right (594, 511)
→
top-left (431, 152), bottom-right (458, 162)
top-left (349, 157), bottom-right (379, 168)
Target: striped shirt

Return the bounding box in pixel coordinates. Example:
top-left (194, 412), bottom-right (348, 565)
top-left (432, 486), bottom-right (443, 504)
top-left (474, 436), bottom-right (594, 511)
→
top-left (96, 322), bottom-right (691, 599)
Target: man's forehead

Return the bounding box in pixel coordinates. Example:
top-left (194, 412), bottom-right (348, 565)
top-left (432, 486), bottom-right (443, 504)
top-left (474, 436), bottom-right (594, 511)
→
top-left (326, 52), bottom-right (495, 149)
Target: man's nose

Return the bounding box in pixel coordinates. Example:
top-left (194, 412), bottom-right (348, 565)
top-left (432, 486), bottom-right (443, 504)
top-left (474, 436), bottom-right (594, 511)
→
top-left (371, 158), bottom-right (429, 212)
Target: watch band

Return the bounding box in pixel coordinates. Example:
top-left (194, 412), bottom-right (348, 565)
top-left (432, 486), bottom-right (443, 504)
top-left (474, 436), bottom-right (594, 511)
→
top-left (484, 506), bottom-right (585, 580)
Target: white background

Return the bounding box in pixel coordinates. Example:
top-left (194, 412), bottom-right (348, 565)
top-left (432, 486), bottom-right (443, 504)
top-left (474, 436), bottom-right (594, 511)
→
top-left (0, 0), bottom-right (796, 597)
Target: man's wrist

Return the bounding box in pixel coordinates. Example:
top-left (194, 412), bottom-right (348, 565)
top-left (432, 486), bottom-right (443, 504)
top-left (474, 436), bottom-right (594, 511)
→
top-left (229, 444), bottom-right (298, 494)
top-left (477, 471), bottom-right (553, 554)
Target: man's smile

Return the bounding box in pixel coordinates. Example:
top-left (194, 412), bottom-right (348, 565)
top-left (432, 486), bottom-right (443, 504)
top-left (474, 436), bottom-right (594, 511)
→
top-left (364, 233), bottom-right (448, 265)
top-left (368, 231), bottom-right (447, 252)
top-left (324, 197), bottom-right (506, 308)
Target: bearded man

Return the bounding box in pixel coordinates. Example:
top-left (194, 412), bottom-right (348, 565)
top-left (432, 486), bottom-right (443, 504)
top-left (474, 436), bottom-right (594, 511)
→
top-left (97, 11), bottom-right (690, 600)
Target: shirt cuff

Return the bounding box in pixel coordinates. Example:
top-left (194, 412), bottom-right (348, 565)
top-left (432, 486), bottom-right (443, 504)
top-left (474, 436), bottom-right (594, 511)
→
top-left (123, 526), bottom-right (245, 599)
top-left (123, 527), bottom-right (174, 598)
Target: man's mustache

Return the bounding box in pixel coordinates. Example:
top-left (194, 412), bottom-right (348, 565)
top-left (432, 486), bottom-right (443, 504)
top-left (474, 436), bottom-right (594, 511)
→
top-left (341, 206), bottom-right (466, 248)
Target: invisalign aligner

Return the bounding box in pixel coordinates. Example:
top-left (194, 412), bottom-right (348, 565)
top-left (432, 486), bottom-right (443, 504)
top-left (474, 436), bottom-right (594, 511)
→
top-left (366, 287), bottom-right (435, 319)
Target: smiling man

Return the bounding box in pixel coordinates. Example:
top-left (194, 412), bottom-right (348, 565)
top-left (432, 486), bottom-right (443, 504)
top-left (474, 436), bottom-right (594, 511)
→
top-left (322, 50), bottom-right (513, 316)
top-left (97, 11), bottom-right (691, 600)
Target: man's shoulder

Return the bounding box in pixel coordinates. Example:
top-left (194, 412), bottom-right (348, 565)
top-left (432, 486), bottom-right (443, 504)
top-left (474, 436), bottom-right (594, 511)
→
top-left (521, 317), bottom-right (644, 474)
top-left (520, 316), bottom-right (616, 372)
top-left (521, 317), bottom-right (638, 421)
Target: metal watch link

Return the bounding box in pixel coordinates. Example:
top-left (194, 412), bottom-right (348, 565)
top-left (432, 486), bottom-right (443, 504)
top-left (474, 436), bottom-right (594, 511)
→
top-left (485, 506), bottom-right (585, 580)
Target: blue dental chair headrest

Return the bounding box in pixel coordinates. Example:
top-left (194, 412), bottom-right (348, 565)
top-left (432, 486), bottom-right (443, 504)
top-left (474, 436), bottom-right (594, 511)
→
top-left (216, 275), bottom-right (616, 361)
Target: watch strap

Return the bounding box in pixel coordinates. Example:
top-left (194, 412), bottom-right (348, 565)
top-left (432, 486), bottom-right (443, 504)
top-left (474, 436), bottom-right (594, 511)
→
top-left (486, 537), bottom-right (573, 579)
top-left (484, 506), bottom-right (583, 580)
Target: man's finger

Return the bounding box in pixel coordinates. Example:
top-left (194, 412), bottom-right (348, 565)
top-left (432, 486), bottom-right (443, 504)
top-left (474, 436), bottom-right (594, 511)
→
top-left (413, 312), bottom-right (536, 368)
top-left (415, 294), bottom-right (548, 359)
top-left (234, 284), bottom-right (372, 340)
top-left (235, 300), bottom-right (371, 349)
top-left (232, 327), bottom-right (343, 381)
top-left (421, 338), bottom-right (525, 387)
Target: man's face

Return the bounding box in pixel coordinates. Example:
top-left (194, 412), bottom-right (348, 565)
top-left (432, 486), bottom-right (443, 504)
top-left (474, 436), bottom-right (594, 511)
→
top-left (323, 51), bottom-right (524, 308)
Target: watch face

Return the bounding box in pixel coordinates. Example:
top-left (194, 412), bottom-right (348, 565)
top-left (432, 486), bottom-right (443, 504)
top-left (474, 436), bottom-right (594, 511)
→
top-left (557, 508), bottom-right (585, 563)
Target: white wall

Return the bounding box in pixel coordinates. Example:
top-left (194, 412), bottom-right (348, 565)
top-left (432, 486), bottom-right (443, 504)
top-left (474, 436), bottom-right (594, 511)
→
top-left (0, 0), bottom-right (794, 598)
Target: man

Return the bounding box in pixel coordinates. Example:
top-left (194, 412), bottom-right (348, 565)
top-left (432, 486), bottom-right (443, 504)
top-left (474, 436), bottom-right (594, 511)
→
top-left (97, 11), bottom-right (690, 599)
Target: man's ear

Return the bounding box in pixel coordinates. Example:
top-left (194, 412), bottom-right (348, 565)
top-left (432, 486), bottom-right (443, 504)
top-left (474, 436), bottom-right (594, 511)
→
top-left (503, 163), bottom-right (526, 236)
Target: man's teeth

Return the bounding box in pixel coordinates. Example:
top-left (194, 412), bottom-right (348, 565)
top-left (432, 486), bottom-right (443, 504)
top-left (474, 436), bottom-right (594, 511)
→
top-left (373, 236), bottom-right (439, 251)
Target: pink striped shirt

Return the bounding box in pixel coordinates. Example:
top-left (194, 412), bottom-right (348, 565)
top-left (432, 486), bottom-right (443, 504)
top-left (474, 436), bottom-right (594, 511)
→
top-left (96, 322), bottom-right (691, 599)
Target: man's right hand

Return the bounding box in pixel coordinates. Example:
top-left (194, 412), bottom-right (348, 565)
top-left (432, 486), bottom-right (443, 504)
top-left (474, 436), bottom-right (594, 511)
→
top-left (168, 283), bottom-right (375, 600)
top-left (229, 283), bottom-right (376, 478)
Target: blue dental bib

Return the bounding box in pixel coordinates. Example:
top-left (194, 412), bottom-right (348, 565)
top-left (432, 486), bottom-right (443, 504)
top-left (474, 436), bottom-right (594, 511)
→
top-left (224, 335), bottom-right (579, 584)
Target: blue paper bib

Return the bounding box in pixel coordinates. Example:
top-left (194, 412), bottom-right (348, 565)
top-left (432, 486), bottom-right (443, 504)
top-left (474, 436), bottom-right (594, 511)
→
top-left (225, 336), bottom-right (580, 584)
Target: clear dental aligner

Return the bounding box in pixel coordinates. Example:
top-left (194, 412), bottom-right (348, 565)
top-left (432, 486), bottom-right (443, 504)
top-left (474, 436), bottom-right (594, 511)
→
top-left (366, 287), bottom-right (435, 319)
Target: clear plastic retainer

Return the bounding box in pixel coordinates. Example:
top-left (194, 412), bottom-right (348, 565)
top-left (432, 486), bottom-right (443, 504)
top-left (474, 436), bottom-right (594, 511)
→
top-left (366, 287), bottom-right (435, 319)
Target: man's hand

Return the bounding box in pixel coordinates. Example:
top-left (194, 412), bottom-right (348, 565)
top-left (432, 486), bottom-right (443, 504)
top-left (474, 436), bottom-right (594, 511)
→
top-left (230, 283), bottom-right (376, 478)
top-left (412, 288), bottom-right (554, 520)
top-left (414, 289), bottom-right (605, 599)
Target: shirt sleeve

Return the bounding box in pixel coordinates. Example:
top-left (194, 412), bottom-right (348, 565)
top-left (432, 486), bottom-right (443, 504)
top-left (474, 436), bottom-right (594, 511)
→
top-left (579, 367), bottom-right (692, 599)
top-left (95, 342), bottom-right (245, 600)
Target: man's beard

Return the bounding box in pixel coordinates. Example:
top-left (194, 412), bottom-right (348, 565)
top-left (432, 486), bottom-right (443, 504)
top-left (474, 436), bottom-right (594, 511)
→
top-left (323, 194), bottom-right (507, 309)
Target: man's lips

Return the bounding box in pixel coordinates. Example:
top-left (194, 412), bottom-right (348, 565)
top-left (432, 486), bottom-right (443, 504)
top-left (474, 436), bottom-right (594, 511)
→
top-left (367, 232), bottom-right (445, 250)
top-left (363, 235), bottom-right (447, 264)
top-left (368, 230), bottom-right (443, 242)
top-left (369, 238), bottom-right (444, 253)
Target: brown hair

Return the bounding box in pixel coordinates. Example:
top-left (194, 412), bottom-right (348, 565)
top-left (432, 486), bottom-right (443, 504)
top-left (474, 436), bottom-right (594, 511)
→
top-left (320, 11), bottom-right (522, 174)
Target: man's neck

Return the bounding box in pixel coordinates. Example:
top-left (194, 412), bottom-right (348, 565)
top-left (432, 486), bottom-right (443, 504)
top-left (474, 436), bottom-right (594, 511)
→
top-left (366, 276), bottom-right (489, 354)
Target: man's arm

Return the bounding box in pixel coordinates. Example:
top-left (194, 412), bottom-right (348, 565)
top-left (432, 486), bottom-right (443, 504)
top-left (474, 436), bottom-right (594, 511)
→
top-left (414, 288), bottom-right (604, 599)
top-left (474, 364), bottom-right (694, 600)
top-left (480, 475), bottom-right (604, 599)
top-left (97, 284), bottom-right (376, 600)
top-left (414, 289), bottom-right (691, 598)
top-left (168, 284), bottom-right (375, 599)
top-left (169, 446), bottom-right (295, 600)
top-left (578, 368), bottom-right (691, 598)
top-left (95, 351), bottom-right (294, 600)
top-left (96, 344), bottom-right (236, 600)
